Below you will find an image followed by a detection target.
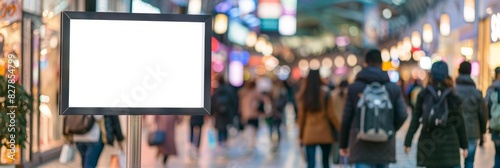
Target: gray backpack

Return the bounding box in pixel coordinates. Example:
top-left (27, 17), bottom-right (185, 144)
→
top-left (356, 82), bottom-right (393, 142)
top-left (490, 89), bottom-right (500, 131)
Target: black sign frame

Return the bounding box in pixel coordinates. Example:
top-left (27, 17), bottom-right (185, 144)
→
top-left (60, 11), bottom-right (212, 115)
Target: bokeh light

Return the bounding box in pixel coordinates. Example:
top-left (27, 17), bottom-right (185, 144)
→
top-left (347, 54), bottom-right (357, 67)
top-left (263, 55), bottom-right (279, 71)
top-left (229, 61), bottom-right (244, 87)
top-left (390, 46), bottom-right (398, 60)
top-left (322, 57), bottom-right (333, 69)
top-left (298, 59), bottom-right (309, 71)
top-left (334, 56), bottom-right (345, 68)
top-left (381, 49), bottom-right (391, 62)
top-left (246, 31), bottom-right (257, 47)
top-left (419, 56), bottom-right (432, 70)
top-left (309, 59), bottom-right (320, 70)
top-left (412, 50), bottom-right (425, 61)
top-left (277, 65), bottom-right (291, 80)
top-left (472, 61), bottom-right (480, 76)
top-left (388, 70), bottom-right (400, 83)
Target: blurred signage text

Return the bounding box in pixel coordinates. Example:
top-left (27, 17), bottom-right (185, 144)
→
top-left (493, 13), bottom-right (500, 43)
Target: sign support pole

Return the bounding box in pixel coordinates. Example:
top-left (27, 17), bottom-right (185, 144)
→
top-left (126, 115), bottom-right (142, 168)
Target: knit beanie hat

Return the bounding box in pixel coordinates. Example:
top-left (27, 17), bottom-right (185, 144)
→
top-left (458, 61), bottom-right (472, 75)
top-left (431, 61), bottom-right (449, 82)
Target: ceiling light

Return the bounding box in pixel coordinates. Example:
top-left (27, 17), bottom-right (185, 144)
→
top-left (423, 23), bottom-right (433, 43)
top-left (440, 14), bottom-right (451, 36)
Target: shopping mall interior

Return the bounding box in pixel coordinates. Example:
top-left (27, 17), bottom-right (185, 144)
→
top-left (0, 0), bottom-right (500, 167)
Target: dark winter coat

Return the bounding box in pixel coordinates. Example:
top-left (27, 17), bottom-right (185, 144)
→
top-left (404, 87), bottom-right (468, 167)
top-left (103, 116), bottom-right (125, 145)
top-left (339, 66), bottom-right (408, 164)
top-left (190, 116), bottom-right (204, 126)
top-left (455, 75), bottom-right (486, 138)
top-left (212, 84), bottom-right (238, 130)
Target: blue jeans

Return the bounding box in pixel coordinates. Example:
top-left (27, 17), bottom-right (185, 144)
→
top-left (305, 144), bottom-right (332, 168)
top-left (218, 127), bottom-right (228, 145)
top-left (464, 138), bottom-right (478, 168)
top-left (190, 124), bottom-right (202, 148)
top-left (355, 163), bottom-right (389, 168)
top-left (76, 141), bottom-right (104, 168)
top-left (492, 133), bottom-right (500, 168)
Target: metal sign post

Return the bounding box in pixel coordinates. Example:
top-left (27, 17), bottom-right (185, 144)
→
top-left (127, 115), bottom-right (142, 168)
top-left (59, 11), bottom-right (211, 168)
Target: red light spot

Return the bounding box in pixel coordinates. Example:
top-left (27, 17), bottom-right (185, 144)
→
top-left (292, 67), bottom-right (302, 80)
top-left (212, 37), bottom-right (219, 52)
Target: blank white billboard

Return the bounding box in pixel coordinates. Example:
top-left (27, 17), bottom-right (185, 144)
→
top-left (60, 12), bottom-right (212, 115)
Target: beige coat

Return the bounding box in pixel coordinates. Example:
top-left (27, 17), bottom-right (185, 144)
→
top-left (238, 88), bottom-right (261, 124)
top-left (298, 90), bottom-right (341, 145)
top-left (330, 88), bottom-right (347, 123)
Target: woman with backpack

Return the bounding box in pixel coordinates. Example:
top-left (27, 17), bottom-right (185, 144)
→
top-left (404, 61), bottom-right (468, 168)
top-left (297, 70), bottom-right (340, 168)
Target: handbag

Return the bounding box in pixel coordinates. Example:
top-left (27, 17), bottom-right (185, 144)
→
top-left (148, 130), bottom-right (166, 146)
top-left (110, 150), bottom-right (126, 168)
top-left (59, 143), bottom-right (75, 163)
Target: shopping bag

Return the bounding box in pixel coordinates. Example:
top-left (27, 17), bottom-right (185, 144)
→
top-left (300, 145), bottom-right (307, 162)
top-left (59, 144), bottom-right (75, 164)
top-left (110, 150), bottom-right (126, 168)
top-left (331, 143), bottom-right (340, 164)
top-left (207, 127), bottom-right (217, 149)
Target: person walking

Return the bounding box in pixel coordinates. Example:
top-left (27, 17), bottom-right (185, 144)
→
top-left (155, 115), bottom-right (181, 166)
top-left (212, 76), bottom-right (238, 148)
top-left (189, 115), bottom-right (204, 159)
top-left (297, 70), bottom-right (340, 168)
top-left (339, 49), bottom-right (408, 168)
top-left (330, 80), bottom-right (348, 165)
top-left (238, 80), bottom-right (262, 149)
top-left (268, 79), bottom-right (288, 147)
top-left (485, 67), bottom-right (500, 168)
top-left (102, 115), bottom-right (125, 151)
top-left (455, 61), bottom-right (486, 168)
top-left (404, 61), bottom-right (468, 168)
top-left (72, 115), bottom-right (105, 168)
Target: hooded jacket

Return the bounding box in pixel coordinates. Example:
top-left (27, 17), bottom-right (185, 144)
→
top-left (486, 80), bottom-right (500, 132)
top-left (339, 66), bottom-right (408, 164)
top-left (455, 74), bottom-right (486, 138)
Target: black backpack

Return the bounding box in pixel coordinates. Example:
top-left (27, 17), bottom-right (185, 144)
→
top-left (421, 86), bottom-right (453, 131)
top-left (214, 87), bottom-right (232, 114)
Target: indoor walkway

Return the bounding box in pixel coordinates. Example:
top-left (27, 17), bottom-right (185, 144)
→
top-left (38, 115), bottom-right (496, 168)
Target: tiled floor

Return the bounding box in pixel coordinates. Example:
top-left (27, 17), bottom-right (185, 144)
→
top-left (38, 115), bottom-right (496, 168)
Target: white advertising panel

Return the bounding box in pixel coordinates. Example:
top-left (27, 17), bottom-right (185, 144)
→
top-left (60, 12), bottom-right (212, 115)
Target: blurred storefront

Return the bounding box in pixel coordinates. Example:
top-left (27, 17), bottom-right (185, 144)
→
top-left (0, 0), bottom-right (22, 165)
top-left (478, 0), bottom-right (500, 94)
top-left (15, 0), bottom-right (84, 166)
top-left (12, 0), bottom-right (188, 166)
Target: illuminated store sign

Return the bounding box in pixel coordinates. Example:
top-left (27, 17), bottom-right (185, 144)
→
top-left (492, 13), bottom-right (500, 43)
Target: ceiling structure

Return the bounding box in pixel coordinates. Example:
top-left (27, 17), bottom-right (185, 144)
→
top-left (296, 0), bottom-right (442, 44)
